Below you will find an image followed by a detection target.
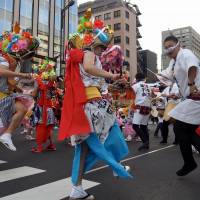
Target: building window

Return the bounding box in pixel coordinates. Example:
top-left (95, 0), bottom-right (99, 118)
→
top-left (0, 0), bottom-right (14, 33)
top-left (125, 11), bottom-right (129, 19)
top-left (108, 25), bottom-right (112, 29)
top-left (114, 23), bottom-right (121, 31)
top-left (126, 36), bottom-right (130, 44)
top-left (126, 49), bottom-right (130, 57)
top-left (104, 13), bottom-right (111, 20)
top-left (54, 0), bottom-right (63, 57)
top-left (114, 10), bottom-right (121, 18)
top-left (38, 0), bottom-right (50, 56)
top-left (125, 24), bottom-right (129, 31)
top-left (20, 0), bottom-right (33, 32)
top-left (114, 36), bottom-right (121, 44)
top-left (95, 15), bottom-right (102, 20)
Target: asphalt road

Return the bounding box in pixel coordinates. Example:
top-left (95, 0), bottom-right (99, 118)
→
top-left (0, 124), bottom-right (200, 200)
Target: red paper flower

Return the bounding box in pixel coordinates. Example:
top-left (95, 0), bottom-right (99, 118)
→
top-left (11, 43), bottom-right (19, 52)
top-left (22, 32), bottom-right (31, 39)
top-left (83, 34), bottom-right (94, 45)
top-left (93, 20), bottom-right (104, 29)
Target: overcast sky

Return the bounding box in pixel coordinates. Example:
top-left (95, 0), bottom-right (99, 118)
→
top-left (77, 0), bottom-right (200, 67)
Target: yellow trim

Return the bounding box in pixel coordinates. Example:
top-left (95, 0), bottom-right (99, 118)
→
top-left (0, 92), bottom-right (8, 99)
top-left (85, 87), bottom-right (101, 100)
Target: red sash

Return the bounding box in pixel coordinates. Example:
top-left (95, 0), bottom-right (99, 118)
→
top-left (58, 49), bottom-right (91, 141)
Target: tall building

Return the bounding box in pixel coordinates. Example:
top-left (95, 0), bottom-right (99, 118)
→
top-left (162, 26), bottom-right (200, 70)
top-left (78, 0), bottom-right (142, 82)
top-left (138, 50), bottom-right (157, 83)
top-left (0, 0), bottom-right (78, 74)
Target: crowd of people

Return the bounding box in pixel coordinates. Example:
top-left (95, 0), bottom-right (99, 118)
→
top-left (1, 9), bottom-right (200, 200)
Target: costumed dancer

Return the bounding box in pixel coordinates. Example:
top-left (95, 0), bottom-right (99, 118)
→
top-left (160, 82), bottom-right (180, 144)
top-left (160, 35), bottom-right (200, 176)
top-left (131, 73), bottom-right (152, 151)
top-left (31, 59), bottom-right (58, 153)
top-left (18, 78), bottom-right (38, 140)
top-left (59, 9), bottom-right (132, 200)
top-left (0, 22), bottom-right (39, 151)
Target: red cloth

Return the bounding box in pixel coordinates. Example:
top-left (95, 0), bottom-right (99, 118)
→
top-left (58, 49), bottom-right (91, 141)
top-left (35, 77), bottom-right (54, 145)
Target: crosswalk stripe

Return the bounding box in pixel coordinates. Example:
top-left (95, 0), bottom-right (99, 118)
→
top-left (0, 166), bottom-right (45, 183)
top-left (0, 178), bottom-right (100, 200)
top-left (0, 160), bottom-right (7, 164)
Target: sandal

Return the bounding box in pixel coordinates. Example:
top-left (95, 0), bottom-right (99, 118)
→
top-left (69, 194), bottom-right (95, 200)
top-left (31, 146), bottom-right (43, 153)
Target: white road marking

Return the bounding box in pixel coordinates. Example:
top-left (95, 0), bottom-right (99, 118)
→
top-left (0, 160), bottom-right (6, 164)
top-left (86, 145), bottom-right (175, 174)
top-left (0, 178), bottom-right (100, 200)
top-left (0, 166), bottom-right (45, 183)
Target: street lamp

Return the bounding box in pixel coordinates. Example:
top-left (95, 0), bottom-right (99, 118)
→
top-left (60, 0), bottom-right (75, 75)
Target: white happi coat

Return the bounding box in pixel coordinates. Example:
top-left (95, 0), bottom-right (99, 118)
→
top-left (160, 48), bottom-right (200, 125)
top-left (132, 81), bottom-right (151, 125)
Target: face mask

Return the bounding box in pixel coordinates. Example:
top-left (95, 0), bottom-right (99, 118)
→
top-left (164, 42), bottom-right (179, 55)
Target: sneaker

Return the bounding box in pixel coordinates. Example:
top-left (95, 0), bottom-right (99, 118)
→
top-left (135, 137), bottom-right (142, 142)
top-left (0, 133), bottom-right (16, 151)
top-left (113, 165), bottom-right (131, 177)
top-left (192, 145), bottom-right (199, 154)
top-left (125, 135), bottom-right (132, 142)
top-left (176, 163), bottom-right (197, 176)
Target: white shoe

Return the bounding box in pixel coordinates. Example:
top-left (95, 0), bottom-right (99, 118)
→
top-left (113, 165), bottom-right (130, 177)
top-left (125, 135), bottom-right (132, 142)
top-left (69, 194), bottom-right (95, 200)
top-left (25, 135), bottom-right (35, 141)
top-left (0, 133), bottom-right (16, 151)
top-left (69, 185), bottom-right (95, 200)
top-left (135, 137), bottom-right (142, 142)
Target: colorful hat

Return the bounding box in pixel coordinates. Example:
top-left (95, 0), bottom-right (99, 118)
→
top-left (32, 58), bottom-right (56, 80)
top-left (0, 22), bottom-right (40, 59)
top-left (69, 8), bottom-right (114, 49)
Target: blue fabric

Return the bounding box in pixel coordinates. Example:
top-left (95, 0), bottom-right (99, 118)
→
top-left (71, 144), bottom-right (82, 185)
top-left (71, 121), bottom-right (132, 185)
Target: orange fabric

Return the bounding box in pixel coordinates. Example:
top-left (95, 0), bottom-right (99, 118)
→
top-left (58, 49), bottom-right (91, 141)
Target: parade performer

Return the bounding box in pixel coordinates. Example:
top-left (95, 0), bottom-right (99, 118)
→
top-left (161, 35), bottom-right (200, 176)
top-left (31, 59), bottom-right (58, 153)
top-left (59, 8), bottom-right (131, 200)
top-left (132, 73), bottom-right (152, 151)
top-left (160, 82), bottom-right (180, 144)
top-left (0, 22), bottom-right (39, 151)
top-left (18, 78), bottom-right (38, 140)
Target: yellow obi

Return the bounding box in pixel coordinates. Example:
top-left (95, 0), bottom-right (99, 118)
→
top-left (85, 86), bottom-right (101, 100)
top-left (0, 92), bottom-right (8, 100)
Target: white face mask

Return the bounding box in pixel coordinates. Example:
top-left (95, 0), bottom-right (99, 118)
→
top-left (163, 42), bottom-right (179, 55)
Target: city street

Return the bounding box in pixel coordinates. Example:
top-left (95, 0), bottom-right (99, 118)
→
top-left (1, 125), bottom-right (200, 200)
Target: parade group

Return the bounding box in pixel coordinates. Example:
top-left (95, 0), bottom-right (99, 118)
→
top-left (1, 8), bottom-right (200, 200)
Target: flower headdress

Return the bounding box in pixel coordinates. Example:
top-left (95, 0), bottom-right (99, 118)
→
top-left (32, 58), bottom-right (56, 80)
top-left (68, 8), bottom-right (114, 49)
top-left (0, 22), bottom-right (40, 59)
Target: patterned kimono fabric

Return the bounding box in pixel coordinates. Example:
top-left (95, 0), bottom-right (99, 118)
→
top-left (59, 49), bottom-right (132, 186)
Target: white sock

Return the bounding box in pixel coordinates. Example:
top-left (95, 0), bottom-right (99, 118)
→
top-left (70, 185), bottom-right (87, 198)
